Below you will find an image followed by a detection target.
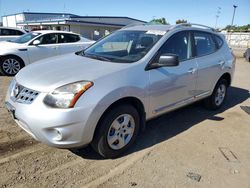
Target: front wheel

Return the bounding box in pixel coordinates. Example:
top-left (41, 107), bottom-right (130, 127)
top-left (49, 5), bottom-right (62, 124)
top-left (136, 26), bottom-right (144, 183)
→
top-left (204, 79), bottom-right (228, 110)
top-left (91, 104), bottom-right (140, 158)
top-left (0, 56), bottom-right (24, 76)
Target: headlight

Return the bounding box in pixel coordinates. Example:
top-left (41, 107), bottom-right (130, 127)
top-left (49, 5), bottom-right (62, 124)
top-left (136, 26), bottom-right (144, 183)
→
top-left (43, 81), bottom-right (93, 108)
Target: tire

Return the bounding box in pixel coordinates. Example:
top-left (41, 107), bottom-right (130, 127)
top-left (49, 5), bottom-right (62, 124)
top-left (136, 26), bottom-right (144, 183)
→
top-left (91, 104), bottom-right (140, 158)
top-left (204, 79), bottom-right (228, 110)
top-left (0, 56), bottom-right (24, 76)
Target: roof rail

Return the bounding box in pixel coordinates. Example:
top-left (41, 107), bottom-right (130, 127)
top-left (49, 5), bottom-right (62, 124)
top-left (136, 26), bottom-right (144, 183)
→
top-left (172, 23), bottom-right (217, 32)
top-left (122, 23), bottom-right (146, 29)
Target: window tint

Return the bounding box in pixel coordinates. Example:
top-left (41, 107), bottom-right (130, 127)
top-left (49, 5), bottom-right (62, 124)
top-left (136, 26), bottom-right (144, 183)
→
top-left (13, 32), bottom-right (40, 44)
top-left (37, 34), bottom-right (58, 44)
top-left (16, 30), bottom-right (25, 35)
top-left (194, 32), bottom-right (217, 56)
top-left (214, 35), bottom-right (223, 48)
top-left (0, 29), bottom-right (24, 36)
top-left (160, 31), bottom-right (192, 61)
top-left (58, 34), bottom-right (80, 43)
top-left (84, 30), bottom-right (163, 63)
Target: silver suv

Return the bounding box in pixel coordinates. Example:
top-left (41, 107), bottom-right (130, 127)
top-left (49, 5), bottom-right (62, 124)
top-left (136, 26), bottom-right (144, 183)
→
top-left (5, 23), bottom-right (235, 158)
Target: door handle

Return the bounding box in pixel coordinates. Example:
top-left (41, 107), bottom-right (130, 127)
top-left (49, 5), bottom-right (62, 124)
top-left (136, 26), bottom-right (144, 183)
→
top-left (187, 68), bottom-right (197, 74)
top-left (218, 60), bottom-right (225, 66)
top-left (51, 46), bottom-right (58, 49)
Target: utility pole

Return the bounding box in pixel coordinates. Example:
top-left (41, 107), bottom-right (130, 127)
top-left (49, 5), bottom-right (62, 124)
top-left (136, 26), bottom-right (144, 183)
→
top-left (228, 5), bottom-right (238, 47)
top-left (0, 0), bottom-right (2, 23)
top-left (231, 5), bottom-right (238, 27)
top-left (215, 7), bottom-right (221, 29)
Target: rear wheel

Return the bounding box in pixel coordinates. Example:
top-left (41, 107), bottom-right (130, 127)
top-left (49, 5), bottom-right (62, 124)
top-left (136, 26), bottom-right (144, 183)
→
top-left (0, 56), bottom-right (24, 76)
top-left (91, 104), bottom-right (140, 158)
top-left (204, 79), bottom-right (228, 110)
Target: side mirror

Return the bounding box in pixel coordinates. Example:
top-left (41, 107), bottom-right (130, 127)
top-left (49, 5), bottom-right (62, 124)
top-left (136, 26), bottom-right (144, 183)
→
top-left (32, 40), bottom-right (41, 45)
top-left (146, 53), bottom-right (179, 70)
top-left (158, 53), bottom-right (179, 67)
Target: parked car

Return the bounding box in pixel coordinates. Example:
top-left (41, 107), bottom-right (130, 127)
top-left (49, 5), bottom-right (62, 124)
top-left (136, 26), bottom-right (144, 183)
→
top-left (0, 30), bottom-right (95, 76)
top-left (5, 23), bottom-right (235, 158)
top-left (243, 40), bottom-right (250, 62)
top-left (0, 27), bottom-right (27, 42)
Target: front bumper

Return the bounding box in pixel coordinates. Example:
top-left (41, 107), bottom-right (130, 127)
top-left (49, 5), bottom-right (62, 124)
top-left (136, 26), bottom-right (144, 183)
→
top-left (5, 91), bottom-right (96, 148)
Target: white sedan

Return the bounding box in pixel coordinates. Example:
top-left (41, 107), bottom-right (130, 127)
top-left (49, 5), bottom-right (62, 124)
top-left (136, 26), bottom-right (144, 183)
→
top-left (0, 30), bottom-right (95, 76)
top-left (0, 27), bottom-right (27, 42)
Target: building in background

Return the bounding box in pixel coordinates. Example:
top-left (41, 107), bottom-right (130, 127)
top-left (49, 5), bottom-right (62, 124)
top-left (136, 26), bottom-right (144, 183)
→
top-left (2, 12), bottom-right (146, 40)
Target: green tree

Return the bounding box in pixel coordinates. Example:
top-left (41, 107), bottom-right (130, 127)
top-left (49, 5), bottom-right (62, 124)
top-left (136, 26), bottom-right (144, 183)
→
top-left (224, 24), bottom-right (250, 32)
top-left (150, 17), bottom-right (169, 25)
top-left (176, 19), bottom-right (187, 24)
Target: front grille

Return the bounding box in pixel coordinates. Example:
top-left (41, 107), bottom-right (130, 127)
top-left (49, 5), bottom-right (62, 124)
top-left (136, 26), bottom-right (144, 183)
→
top-left (16, 88), bottom-right (39, 104)
top-left (11, 82), bottom-right (39, 104)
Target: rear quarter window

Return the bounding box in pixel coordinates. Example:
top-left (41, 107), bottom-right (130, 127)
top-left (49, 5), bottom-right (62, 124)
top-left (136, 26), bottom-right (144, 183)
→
top-left (59, 34), bottom-right (80, 43)
top-left (214, 35), bottom-right (224, 49)
top-left (194, 32), bottom-right (217, 57)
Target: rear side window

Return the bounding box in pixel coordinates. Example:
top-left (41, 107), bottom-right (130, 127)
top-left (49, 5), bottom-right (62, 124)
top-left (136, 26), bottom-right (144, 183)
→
top-left (214, 35), bottom-right (223, 49)
top-left (16, 30), bottom-right (25, 35)
top-left (0, 29), bottom-right (24, 36)
top-left (59, 34), bottom-right (80, 43)
top-left (194, 32), bottom-right (217, 57)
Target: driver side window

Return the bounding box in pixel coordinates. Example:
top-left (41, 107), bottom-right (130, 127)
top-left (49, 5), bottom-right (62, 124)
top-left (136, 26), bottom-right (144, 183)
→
top-left (160, 31), bottom-right (192, 62)
top-left (37, 34), bottom-right (58, 45)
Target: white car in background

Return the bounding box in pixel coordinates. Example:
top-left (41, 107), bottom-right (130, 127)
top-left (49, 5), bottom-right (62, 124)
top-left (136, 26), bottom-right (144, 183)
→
top-left (0, 27), bottom-right (27, 42)
top-left (0, 30), bottom-right (95, 76)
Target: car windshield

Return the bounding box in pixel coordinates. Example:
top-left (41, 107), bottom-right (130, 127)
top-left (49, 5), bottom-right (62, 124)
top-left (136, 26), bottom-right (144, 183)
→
top-left (10, 32), bottom-right (41, 44)
top-left (81, 30), bottom-right (165, 63)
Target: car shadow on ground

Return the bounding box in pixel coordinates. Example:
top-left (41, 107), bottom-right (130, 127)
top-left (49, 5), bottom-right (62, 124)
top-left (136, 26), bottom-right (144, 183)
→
top-left (70, 86), bottom-right (250, 160)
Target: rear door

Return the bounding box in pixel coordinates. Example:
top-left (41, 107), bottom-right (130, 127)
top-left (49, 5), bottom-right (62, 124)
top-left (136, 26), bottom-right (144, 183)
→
top-left (193, 31), bottom-right (224, 96)
top-left (148, 31), bottom-right (198, 117)
top-left (27, 33), bottom-right (60, 63)
top-left (57, 33), bottom-right (84, 55)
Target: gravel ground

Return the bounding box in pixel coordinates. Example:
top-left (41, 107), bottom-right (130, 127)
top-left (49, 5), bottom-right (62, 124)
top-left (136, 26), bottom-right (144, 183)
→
top-left (0, 57), bottom-right (249, 188)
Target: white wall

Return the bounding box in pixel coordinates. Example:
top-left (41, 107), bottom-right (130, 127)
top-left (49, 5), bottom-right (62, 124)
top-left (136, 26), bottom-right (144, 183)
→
top-left (70, 25), bottom-right (116, 40)
top-left (224, 32), bottom-right (250, 48)
top-left (2, 14), bottom-right (25, 28)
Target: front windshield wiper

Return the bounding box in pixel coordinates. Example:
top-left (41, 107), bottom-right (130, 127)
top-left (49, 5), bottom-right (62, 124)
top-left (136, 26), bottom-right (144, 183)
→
top-left (82, 52), bottom-right (111, 62)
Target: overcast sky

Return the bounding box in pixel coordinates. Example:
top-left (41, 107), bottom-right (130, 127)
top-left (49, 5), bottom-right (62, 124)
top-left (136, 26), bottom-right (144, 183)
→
top-left (0, 0), bottom-right (249, 28)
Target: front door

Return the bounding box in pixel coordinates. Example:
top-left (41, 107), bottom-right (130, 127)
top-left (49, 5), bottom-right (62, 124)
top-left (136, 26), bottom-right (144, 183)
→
top-left (148, 31), bottom-right (198, 117)
top-left (27, 33), bottom-right (60, 63)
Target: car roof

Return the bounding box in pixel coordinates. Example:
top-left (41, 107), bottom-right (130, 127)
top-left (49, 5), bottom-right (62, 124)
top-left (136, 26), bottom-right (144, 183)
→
top-left (121, 23), bottom-right (217, 34)
top-left (121, 24), bottom-right (173, 31)
top-left (32, 30), bottom-right (79, 35)
top-left (0, 27), bottom-right (26, 32)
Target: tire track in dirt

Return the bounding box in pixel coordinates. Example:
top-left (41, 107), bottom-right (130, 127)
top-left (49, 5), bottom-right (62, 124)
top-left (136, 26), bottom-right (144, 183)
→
top-left (75, 147), bottom-right (153, 188)
top-left (0, 137), bottom-right (39, 157)
top-left (0, 144), bottom-right (45, 164)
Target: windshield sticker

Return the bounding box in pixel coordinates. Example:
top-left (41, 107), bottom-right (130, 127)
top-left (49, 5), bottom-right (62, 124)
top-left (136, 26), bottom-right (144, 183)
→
top-left (146, 30), bottom-right (166, 36)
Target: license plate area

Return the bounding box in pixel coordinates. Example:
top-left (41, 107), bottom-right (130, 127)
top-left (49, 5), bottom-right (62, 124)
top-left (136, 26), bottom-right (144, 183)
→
top-left (5, 102), bottom-right (17, 120)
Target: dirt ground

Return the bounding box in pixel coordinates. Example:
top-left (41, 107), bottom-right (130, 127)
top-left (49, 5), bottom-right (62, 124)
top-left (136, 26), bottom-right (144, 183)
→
top-left (0, 57), bottom-right (249, 188)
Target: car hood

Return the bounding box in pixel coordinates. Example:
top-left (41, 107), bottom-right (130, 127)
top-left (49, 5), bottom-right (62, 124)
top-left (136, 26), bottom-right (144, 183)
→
top-left (0, 41), bottom-right (25, 50)
top-left (15, 53), bottom-right (130, 92)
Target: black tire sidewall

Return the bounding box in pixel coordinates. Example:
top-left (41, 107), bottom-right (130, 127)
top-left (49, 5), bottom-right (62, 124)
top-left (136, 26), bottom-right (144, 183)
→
top-left (92, 105), bottom-right (140, 158)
